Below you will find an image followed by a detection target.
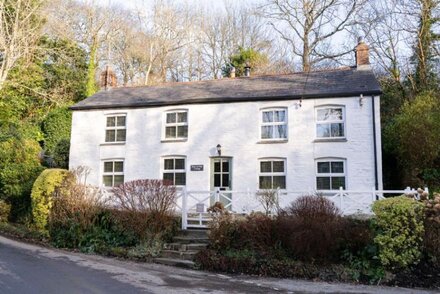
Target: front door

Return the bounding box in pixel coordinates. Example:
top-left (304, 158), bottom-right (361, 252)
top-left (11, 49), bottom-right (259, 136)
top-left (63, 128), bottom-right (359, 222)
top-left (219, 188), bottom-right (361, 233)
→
top-left (210, 157), bottom-right (232, 207)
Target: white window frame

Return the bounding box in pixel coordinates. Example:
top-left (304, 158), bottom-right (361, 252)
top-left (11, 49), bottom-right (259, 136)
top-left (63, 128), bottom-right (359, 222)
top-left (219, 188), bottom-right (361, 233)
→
top-left (258, 158), bottom-right (287, 189)
top-left (162, 156), bottom-right (187, 187)
top-left (315, 158), bottom-right (346, 190)
top-left (315, 106), bottom-right (346, 139)
top-left (102, 159), bottom-right (124, 187)
top-left (163, 109), bottom-right (188, 140)
top-left (105, 113), bottom-right (127, 143)
top-left (260, 107), bottom-right (288, 141)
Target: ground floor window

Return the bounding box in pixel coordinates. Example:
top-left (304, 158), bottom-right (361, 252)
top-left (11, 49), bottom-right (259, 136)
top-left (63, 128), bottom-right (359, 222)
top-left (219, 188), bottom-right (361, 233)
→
top-left (163, 157), bottom-right (186, 186)
top-left (316, 159), bottom-right (346, 190)
top-left (103, 160), bottom-right (124, 187)
top-left (259, 158), bottom-right (286, 189)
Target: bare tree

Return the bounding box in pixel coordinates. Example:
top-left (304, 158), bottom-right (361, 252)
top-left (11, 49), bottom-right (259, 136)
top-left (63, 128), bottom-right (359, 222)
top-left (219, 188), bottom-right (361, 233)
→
top-left (263, 0), bottom-right (366, 71)
top-left (0, 0), bottom-right (45, 89)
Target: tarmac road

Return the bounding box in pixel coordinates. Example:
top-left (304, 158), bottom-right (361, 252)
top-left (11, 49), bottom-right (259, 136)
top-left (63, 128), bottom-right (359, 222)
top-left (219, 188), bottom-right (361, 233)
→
top-left (0, 235), bottom-right (435, 294)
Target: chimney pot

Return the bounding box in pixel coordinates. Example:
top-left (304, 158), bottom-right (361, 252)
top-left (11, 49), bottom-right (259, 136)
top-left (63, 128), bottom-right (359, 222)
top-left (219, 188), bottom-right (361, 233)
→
top-left (230, 66), bottom-right (236, 78)
top-left (355, 39), bottom-right (370, 70)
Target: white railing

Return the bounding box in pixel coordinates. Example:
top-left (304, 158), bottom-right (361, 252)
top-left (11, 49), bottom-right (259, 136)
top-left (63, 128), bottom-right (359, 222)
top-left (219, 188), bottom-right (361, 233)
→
top-left (176, 187), bottom-right (428, 229)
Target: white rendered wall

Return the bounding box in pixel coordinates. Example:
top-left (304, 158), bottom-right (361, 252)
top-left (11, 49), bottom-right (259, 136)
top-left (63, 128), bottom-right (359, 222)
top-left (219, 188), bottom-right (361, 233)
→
top-left (69, 96), bottom-right (382, 198)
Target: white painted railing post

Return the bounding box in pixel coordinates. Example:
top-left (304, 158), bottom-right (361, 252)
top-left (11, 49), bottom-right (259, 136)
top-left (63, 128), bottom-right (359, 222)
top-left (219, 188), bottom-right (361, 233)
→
top-left (181, 187), bottom-right (188, 230)
top-left (339, 187), bottom-right (344, 211)
top-left (215, 187), bottom-right (220, 203)
top-left (371, 186), bottom-right (376, 203)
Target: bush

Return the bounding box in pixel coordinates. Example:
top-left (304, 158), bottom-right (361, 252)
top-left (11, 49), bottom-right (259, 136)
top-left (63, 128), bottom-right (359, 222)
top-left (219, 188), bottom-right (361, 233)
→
top-left (111, 179), bottom-right (178, 240)
top-left (276, 195), bottom-right (342, 261)
top-left (52, 139), bottom-right (70, 169)
top-left (372, 196), bottom-right (425, 269)
top-left (41, 107), bottom-right (71, 159)
top-left (31, 169), bottom-right (73, 234)
top-left (0, 200), bottom-right (11, 223)
top-left (423, 193), bottom-right (440, 265)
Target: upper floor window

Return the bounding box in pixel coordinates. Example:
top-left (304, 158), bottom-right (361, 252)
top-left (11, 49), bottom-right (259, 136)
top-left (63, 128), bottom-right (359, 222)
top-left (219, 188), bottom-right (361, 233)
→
top-left (316, 107), bottom-right (345, 139)
top-left (163, 157), bottom-right (186, 186)
top-left (165, 110), bottom-right (188, 140)
top-left (103, 160), bottom-right (124, 187)
top-left (316, 159), bottom-right (346, 190)
top-left (261, 108), bottom-right (287, 140)
top-left (259, 158), bottom-right (286, 189)
top-left (105, 115), bottom-right (126, 142)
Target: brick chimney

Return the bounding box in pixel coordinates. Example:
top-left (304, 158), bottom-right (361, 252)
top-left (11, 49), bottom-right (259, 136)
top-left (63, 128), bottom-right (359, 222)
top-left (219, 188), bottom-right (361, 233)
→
top-left (100, 66), bottom-right (117, 90)
top-left (355, 38), bottom-right (370, 70)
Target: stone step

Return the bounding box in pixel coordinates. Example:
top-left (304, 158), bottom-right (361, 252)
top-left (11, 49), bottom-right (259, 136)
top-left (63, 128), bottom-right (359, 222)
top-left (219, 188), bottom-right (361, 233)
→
top-left (154, 257), bottom-right (195, 269)
top-left (164, 243), bottom-right (208, 251)
top-left (178, 229), bottom-right (209, 237)
top-left (172, 236), bottom-right (210, 244)
top-left (161, 250), bottom-right (198, 260)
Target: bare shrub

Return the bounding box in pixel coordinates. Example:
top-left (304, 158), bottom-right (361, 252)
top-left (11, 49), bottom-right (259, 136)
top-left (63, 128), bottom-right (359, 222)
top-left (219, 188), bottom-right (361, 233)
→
top-left (276, 195), bottom-right (342, 261)
top-left (111, 179), bottom-right (177, 239)
top-left (255, 189), bottom-right (279, 215)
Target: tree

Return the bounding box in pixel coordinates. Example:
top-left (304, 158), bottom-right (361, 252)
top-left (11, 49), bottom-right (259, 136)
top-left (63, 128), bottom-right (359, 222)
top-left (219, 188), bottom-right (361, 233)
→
top-left (263, 0), bottom-right (366, 71)
top-left (223, 47), bottom-right (269, 77)
top-left (0, 0), bottom-right (45, 90)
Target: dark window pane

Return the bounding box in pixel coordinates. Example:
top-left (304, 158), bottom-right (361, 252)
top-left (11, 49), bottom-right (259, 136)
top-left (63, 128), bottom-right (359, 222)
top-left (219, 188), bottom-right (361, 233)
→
top-left (260, 161), bottom-right (271, 173)
top-left (259, 176), bottom-right (272, 189)
top-left (106, 117), bottom-right (115, 127)
top-left (261, 126), bottom-right (273, 139)
top-left (116, 116), bottom-right (126, 126)
top-left (273, 176), bottom-right (286, 189)
top-left (165, 127), bottom-right (176, 138)
top-left (214, 174), bottom-right (221, 187)
top-left (331, 123), bottom-right (344, 137)
top-left (177, 126), bottom-right (188, 138)
top-left (331, 177), bottom-right (346, 190)
top-left (177, 112), bottom-right (187, 123)
top-left (214, 161), bottom-right (220, 172)
top-left (163, 173), bottom-right (174, 184)
top-left (222, 174), bottom-right (229, 187)
top-left (103, 175), bottom-right (113, 187)
top-left (175, 159), bottom-right (185, 170)
top-left (164, 159), bottom-right (174, 170)
top-left (316, 124), bottom-right (330, 138)
top-left (114, 161), bottom-right (123, 172)
top-left (116, 130), bottom-right (126, 141)
top-left (166, 113), bottom-right (176, 123)
top-left (317, 177), bottom-right (331, 190)
top-left (114, 175), bottom-right (124, 186)
top-left (273, 161), bottom-right (284, 173)
top-left (331, 161), bottom-right (344, 173)
top-left (222, 161), bottom-right (229, 172)
top-left (104, 162), bottom-right (113, 172)
top-left (105, 130), bottom-right (115, 142)
top-left (175, 173), bottom-right (186, 185)
top-left (317, 162), bottom-right (330, 173)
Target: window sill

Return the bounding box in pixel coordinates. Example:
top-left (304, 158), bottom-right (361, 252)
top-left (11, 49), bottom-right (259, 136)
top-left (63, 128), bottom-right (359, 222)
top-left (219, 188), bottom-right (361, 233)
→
top-left (313, 138), bottom-right (347, 143)
top-left (100, 142), bottom-right (126, 146)
top-left (161, 139), bottom-right (188, 143)
top-left (257, 139), bottom-right (288, 144)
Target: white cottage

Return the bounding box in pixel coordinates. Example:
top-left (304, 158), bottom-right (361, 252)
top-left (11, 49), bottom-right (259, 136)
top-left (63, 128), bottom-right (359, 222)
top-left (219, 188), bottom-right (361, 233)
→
top-left (69, 42), bottom-right (383, 215)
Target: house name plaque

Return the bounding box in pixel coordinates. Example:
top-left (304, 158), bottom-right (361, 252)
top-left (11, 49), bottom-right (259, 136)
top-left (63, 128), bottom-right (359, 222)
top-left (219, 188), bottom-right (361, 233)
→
top-left (191, 165), bottom-right (204, 171)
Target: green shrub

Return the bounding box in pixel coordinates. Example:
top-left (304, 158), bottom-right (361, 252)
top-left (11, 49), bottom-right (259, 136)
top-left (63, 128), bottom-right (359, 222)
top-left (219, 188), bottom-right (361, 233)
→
top-left (0, 200), bottom-right (11, 222)
top-left (41, 107), bottom-right (71, 160)
top-left (31, 169), bottom-right (73, 234)
top-left (372, 196), bottom-right (425, 269)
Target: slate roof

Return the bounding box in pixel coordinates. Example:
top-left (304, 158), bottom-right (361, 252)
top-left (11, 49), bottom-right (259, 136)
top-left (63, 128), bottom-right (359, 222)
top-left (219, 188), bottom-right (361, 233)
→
top-left (71, 67), bottom-right (382, 110)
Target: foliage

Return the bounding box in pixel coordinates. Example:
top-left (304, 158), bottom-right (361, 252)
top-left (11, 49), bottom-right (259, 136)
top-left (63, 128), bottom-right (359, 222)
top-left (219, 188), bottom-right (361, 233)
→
top-left (0, 136), bottom-right (44, 221)
top-left (372, 196), bottom-right (425, 269)
top-left (222, 47), bottom-right (269, 77)
top-left (385, 91), bottom-right (440, 186)
top-left (127, 236), bottom-right (163, 259)
top-left (31, 169), bottom-right (73, 235)
top-left (111, 179), bottom-right (178, 239)
top-left (41, 107), bottom-right (72, 165)
top-left (52, 139), bottom-right (70, 169)
top-left (85, 42), bottom-right (99, 97)
top-left (255, 189), bottom-right (279, 215)
top-left (276, 195), bottom-right (342, 261)
top-left (0, 200), bottom-right (11, 223)
top-left (422, 193), bottom-right (440, 265)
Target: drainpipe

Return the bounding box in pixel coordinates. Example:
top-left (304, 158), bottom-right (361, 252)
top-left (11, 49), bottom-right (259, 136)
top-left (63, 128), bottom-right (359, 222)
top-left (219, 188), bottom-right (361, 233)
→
top-left (372, 95), bottom-right (378, 190)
